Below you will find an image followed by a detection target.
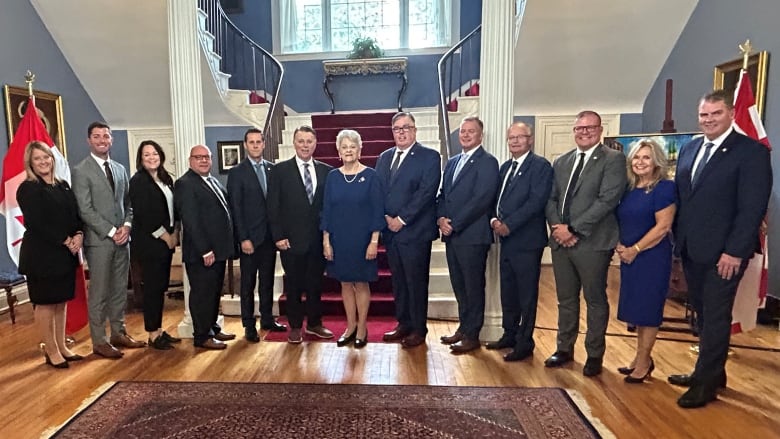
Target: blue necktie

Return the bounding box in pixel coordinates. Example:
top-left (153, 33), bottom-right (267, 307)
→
top-left (452, 154), bottom-right (468, 181)
top-left (303, 163), bottom-right (314, 204)
top-left (254, 162), bottom-right (267, 195)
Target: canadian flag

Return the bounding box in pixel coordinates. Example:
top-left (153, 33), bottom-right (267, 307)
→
top-left (730, 69), bottom-right (772, 334)
top-left (1, 96), bottom-right (88, 333)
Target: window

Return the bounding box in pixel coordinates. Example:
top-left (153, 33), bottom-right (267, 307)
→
top-left (277, 0), bottom-right (452, 55)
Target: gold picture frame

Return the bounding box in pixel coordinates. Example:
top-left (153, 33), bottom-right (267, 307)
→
top-left (713, 50), bottom-right (769, 118)
top-left (3, 85), bottom-right (67, 157)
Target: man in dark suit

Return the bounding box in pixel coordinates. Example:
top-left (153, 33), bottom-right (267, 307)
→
top-left (73, 121), bottom-right (145, 359)
top-left (669, 90), bottom-right (772, 408)
top-left (227, 128), bottom-right (286, 343)
top-left (376, 112), bottom-right (441, 348)
top-left (437, 116), bottom-right (499, 354)
top-left (487, 122), bottom-right (553, 362)
top-left (174, 145), bottom-right (236, 350)
top-left (267, 126), bottom-right (334, 344)
top-left (544, 111), bottom-right (626, 376)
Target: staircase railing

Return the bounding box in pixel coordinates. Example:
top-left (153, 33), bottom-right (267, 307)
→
top-left (198, 0), bottom-right (285, 160)
top-left (437, 25), bottom-right (481, 160)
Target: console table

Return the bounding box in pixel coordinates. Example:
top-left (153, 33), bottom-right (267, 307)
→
top-left (322, 57), bottom-right (408, 114)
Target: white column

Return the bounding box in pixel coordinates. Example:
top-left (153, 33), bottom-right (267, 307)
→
top-left (478, 0), bottom-right (516, 341)
top-left (167, 0), bottom-right (208, 338)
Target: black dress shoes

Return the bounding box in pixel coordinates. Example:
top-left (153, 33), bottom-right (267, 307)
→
top-left (677, 385), bottom-right (718, 408)
top-left (617, 365), bottom-right (635, 375)
top-left (354, 330), bottom-right (368, 349)
top-left (544, 351), bottom-right (573, 367)
top-left (503, 349), bottom-right (532, 362)
top-left (400, 333), bottom-right (426, 348)
top-left (261, 321), bottom-right (287, 332)
top-left (149, 335), bottom-right (174, 350)
top-left (337, 329), bottom-right (357, 347)
top-left (583, 357), bottom-right (603, 377)
top-left (485, 336), bottom-right (514, 350)
top-left (440, 331), bottom-right (464, 345)
top-left (161, 331), bottom-right (182, 343)
top-left (449, 337), bottom-right (481, 354)
top-left (624, 359), bottom-right (654, 384)
top-left (62, 353), bottom-right (85, 361)
top-left (244, 327), bottom-right (260, 343)
top-left (668, 372), bottom-right (727, 388)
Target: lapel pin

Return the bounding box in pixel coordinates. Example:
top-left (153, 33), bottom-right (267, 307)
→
top-left (722, 148), bottom-right (727, 152)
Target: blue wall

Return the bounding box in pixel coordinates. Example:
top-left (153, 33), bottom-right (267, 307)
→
top-left (0, 1), bottom-right (104, 272)
top-left (643, 0), bottom-right (780, 292)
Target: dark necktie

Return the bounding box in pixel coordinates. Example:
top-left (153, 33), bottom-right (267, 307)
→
top-left (691, 142), bottom-right (715, 187)
top-left (497, 160), bottom-right (519, 218)
top-left (103, 161), bottom-right (115, 193)
top-left (303, 163), bottom-right (314, 204)
top-left (254, 162), bottom-right (267, 196)
top-left (561, 152), bottom-right (585, 223)
top-left (389, 150), bottom-right (402, 179)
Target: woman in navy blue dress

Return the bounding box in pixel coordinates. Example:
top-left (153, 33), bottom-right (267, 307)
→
top-left (321, 130), bottom-right (385, 348)
top-left (615, 139), bottom-right (676, 383)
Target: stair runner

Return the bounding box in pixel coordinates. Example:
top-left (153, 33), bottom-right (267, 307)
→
top-left (278, 111), bottom-right (397, 316)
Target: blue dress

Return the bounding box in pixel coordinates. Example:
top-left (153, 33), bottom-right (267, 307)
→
top-left (616, 179), bottom-right (676, 327)
top-left (321, 167), bottom-right (385, 282)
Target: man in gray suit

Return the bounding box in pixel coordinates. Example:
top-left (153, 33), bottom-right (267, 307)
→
top-left (73, 121), bottom-right (145, 359)
top-left (544, 111), bottom-right (626, 376)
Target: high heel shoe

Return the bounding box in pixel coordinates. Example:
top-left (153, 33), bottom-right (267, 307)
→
top-left (624, 359), bottom-right (654, 384)
top-left (44, 352), bottom-right (69, 369)
top-left (337, 329), bottom-right (357, 347)
top-left (617, 365), bottom-right (635, 375)
top-left (62, 353), bottom-right (84, 361)
top-left (354, 330), bottom-right (368, 349)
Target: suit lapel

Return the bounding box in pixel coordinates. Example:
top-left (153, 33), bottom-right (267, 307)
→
top-left (573, 144), bottom-right (602, 193)
top-left (692, 132), bottom-right (736, 193)
top-left (505, 153), bottom-right (534, 193)
top-left (451, 147), bottom-right (484, 189)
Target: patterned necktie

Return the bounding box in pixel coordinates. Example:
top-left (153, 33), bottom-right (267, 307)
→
top-left (103, 161), bottom-right (115, 193)
top-left (389, 150), bottom-right (403, 179)
top-left (303, 163), bottom-right (314, 204)
top-left (207, 176), bottom-right (230, 215)
top-left (254, 162), bottom-right (267, 196)
top-left (691, 142), bottom-right (715, 187)
top-left (561, 152), bottom-right (585, 223)
top-left (452, 154), bottom-right (468, 182)
top-left (497, 160), bottom-right (519, 218)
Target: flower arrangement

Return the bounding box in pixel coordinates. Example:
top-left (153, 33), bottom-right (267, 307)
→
top-left (346, 36), bottom-right (384, 59)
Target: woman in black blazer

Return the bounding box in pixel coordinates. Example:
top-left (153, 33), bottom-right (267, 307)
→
top-left (17, 141), bottom-right (84, 368)
top-left (129, 140), bottom-right (180, 350)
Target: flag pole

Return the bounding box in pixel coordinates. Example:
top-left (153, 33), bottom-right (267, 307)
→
top-left (739, 39), bottom-right (752, 70)
top-left (24, 70), bottom-right (36, 97)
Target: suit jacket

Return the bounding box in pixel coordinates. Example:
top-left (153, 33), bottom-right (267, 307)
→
top-left (227, 158), bottom-right (274, 248)
top-left (129, 170), bottom-right (177, 260)
top-left (674, 130), bottom-right (772, 264)
top-left (545, 143), bottom-right (626, 251)
top-left (174, 169), bottom-right (234, 264)
top-left (17, 179), bottom-right (82, 277)
top-left (72, 156), bottom-right (132, 248)
top-left (267, 157), bottom-right (332, 256)
top-left (436, 146), bottom-right (499, 245)
top-left (495, 152), bottom-right (553, 251)
top-left (375, 142), bottom-right (441, 244)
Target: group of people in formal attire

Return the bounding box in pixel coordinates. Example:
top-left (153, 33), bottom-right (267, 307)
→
top-left (17, 89), bottom-right (771, 410)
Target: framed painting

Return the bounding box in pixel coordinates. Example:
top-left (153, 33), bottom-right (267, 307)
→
top-left (713, 50), bottom-right (769, 118)
top-left (604, 132), bottom-right (702, 177)
top-left (217, 140), bottom-right (244, 174)
top-left (3, 85), bottom-right (67, 156)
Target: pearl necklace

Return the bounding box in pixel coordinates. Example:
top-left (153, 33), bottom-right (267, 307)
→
top-left (342, 165), bottom-right (361, 183)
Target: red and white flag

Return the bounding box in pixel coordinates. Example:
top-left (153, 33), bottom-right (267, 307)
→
top-left (730, 69), bottom-right (772, 334)
top-left (1, 96), bottom-right (88, 333)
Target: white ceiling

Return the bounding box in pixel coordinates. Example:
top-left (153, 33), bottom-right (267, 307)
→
top-left (30, 0), bottom-right (699, 127)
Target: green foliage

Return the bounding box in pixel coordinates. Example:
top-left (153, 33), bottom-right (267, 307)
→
top-left (346, 36), bottom-right (384, 59)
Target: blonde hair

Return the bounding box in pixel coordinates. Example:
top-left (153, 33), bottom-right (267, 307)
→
top-left (24, 141), bottom-right (59, 184)
top-left (626, 139), bottom-right (668, 191)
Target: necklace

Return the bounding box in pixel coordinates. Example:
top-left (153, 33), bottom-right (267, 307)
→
top-left (342, 164), bottom-right (362, 183)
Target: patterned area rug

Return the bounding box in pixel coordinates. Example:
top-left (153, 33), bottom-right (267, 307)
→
top-left (50, 382), bottom-right (605, 438)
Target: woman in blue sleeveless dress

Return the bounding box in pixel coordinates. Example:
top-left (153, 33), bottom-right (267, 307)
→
top-left (321, 129), bottom-right (385, 348)
top-left (615, 139), bottom-right (677, 383)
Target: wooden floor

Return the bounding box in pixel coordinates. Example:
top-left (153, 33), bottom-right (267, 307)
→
top-left (1, 267), bottom-right (779, 438)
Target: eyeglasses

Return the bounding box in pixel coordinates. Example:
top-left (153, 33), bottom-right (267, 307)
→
top-left (573, 125), bottom-right (601, 133)
top-left (391, 125), bottom-right (416, 133)
top-left (507, 135), bottom-right (532, 142)
top-left (190, 155), bottom-right (211, 161)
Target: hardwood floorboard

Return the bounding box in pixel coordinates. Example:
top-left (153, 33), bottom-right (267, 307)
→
top-left (0, 267), bottom-right (778, 438)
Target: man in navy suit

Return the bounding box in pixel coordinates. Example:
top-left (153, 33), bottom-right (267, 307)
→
top-left (227, 128), bottom-right (286, 343)
top-left (376, 112), bottom-right (441, 348)
top-left (544, 111), bottom-right (626, 377)
top-left (437, 116), bottom-right (499, 354)
top-left (175, 145), bottom-right (237, 350)
top-left (669, 90), bottom-right (772, 408)
top-left (487, 122), bottom-right (552, 362)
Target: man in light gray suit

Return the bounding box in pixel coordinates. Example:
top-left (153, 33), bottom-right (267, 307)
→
top-left (544, 111), bottom-right (626, 376)
top-left (73, 121), bottom-right (145, 359)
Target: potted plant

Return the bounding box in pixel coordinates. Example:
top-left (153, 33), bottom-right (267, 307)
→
top-left (347, 36), bottom-right (384, 59)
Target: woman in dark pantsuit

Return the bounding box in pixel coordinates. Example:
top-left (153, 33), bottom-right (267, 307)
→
top-left (17, 141), bottom-right (84, 368)
top-left (129, 140), bottom-right (180, 350)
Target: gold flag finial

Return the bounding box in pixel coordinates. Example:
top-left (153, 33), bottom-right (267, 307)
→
top-left (24, 70), bottom-right (36, 97)
top-left (738, 40), bottom-right (753, 70)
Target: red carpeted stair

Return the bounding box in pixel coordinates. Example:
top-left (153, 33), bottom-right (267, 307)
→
top-left (277, 112), bottom-right (397, 319)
